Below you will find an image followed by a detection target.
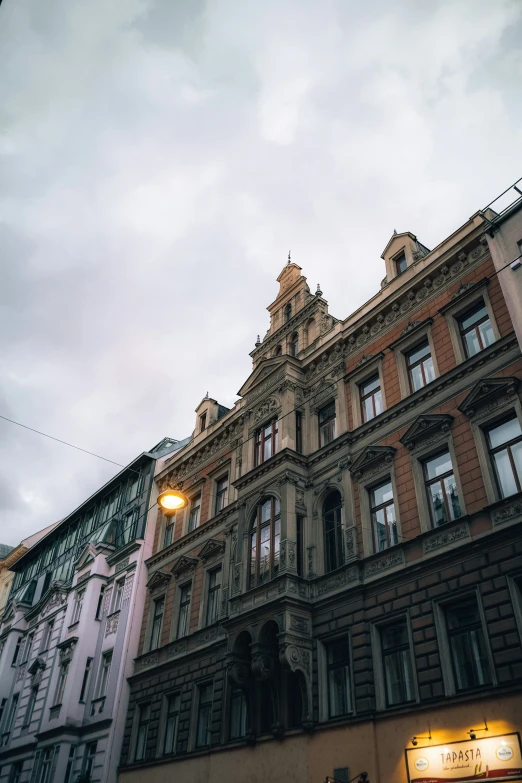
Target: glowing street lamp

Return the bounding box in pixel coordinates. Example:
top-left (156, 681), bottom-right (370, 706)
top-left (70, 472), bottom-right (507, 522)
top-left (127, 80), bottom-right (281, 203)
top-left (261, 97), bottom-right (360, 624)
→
top-left (157, 487), bottom-right (188, 514)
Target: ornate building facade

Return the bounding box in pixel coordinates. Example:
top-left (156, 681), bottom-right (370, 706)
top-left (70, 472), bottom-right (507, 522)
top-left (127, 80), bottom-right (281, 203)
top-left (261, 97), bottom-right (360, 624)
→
top-left (119, 202), bottom-right (522, 783)
top-left (0, 438), bottom-right (188, 783)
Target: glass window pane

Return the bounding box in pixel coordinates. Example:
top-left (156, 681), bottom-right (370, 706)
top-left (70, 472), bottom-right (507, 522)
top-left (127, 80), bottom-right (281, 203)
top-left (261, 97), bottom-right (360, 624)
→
top-left (363, 397), bottom-right (374, 421)
top-left (407, 342), bottom-right (431, 366)
top-left (494, 450), bottom-right (518, 497)
top-left (387, 503), bottom-right (398, 546)
top-left (328, 639), bottom-right (349, 665)
top-left (461, 304), bottom-right (487, 330)
top-left (261, 500), bottom-right (271, 522)
top-left (489, 417), bottom-right (522, 448)
top-left (464, 330), bottom-right (481, 357)
top-left (361, 376), bottom-right (380, 395)
top-left (425, 452), bottom-right (452, 479)
top-left (409, 364), bottom-right (424, 392)
top-left (446, 602), bottom-right (480, 630)
top-left (478, 319), bottom-right (495, 347)
top-left (373, 509), bottom-right (388, 551)
top-left (444, 474), bottom-right (461, 520)
top-left (374, 390), bottom-right (383, 415)
top-left (511, 441), bottom-right (522, 485)
top-left (371, 482), bottom-right (393, 507)
top-left (428, 481), bottom-right (446, 526)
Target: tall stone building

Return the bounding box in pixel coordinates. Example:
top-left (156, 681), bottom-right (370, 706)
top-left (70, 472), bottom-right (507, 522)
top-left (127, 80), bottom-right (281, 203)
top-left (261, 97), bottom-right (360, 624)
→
top-left (0, 437), bottom-right (188, 783)
top-left (118, 199), bottom-right (522, 783)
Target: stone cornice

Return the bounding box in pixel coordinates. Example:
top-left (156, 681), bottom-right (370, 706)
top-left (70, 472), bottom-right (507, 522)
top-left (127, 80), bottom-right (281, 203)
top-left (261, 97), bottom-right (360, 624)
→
top-left (232, 449), bottom-right (307, 491)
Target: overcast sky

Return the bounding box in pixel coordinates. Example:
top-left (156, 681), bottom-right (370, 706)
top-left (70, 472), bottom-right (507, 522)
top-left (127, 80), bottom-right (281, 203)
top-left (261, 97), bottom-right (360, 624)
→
top-left (1, 0), bottom-right (521, 546)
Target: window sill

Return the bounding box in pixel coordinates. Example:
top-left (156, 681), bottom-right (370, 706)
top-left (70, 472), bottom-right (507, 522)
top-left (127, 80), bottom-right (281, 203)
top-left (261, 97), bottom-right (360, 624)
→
top-left (68, 621), bottom-right (80, 630)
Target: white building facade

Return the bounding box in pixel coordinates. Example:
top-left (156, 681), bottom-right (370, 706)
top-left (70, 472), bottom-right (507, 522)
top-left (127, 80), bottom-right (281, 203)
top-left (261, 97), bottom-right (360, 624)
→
top-left (0, 437), bottom-right (189, 783)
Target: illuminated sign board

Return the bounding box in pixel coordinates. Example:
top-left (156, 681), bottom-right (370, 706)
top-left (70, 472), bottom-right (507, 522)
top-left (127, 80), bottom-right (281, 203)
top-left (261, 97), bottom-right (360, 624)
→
top-left (405, 733), bottom-right (522, 782)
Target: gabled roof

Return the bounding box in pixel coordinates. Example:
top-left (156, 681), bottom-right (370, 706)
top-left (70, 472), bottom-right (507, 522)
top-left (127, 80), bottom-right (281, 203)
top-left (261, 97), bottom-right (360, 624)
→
top-left (146, 570), bottom-right (172, 591)
top-left (381, 231), bottom-right (417, 259)
top-left (0, 544), bottom-right (14, 560)
top-left (170, 555), bottom-right (198, 578)
top-left (237, 356), bottom-right (287, 398)
top-left (458, 377), bottom-right (520, 418)
top-left (198, 538), bottom-right (225, 562)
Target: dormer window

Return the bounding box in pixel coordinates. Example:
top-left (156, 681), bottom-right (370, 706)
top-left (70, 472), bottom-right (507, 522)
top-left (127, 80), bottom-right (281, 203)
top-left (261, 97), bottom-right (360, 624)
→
top-left (395, 253), bottom-right (407, 275)
top-left (284, 303), bottom-right (292, 322)
top-left (199, 412), bottom-right (207, 432)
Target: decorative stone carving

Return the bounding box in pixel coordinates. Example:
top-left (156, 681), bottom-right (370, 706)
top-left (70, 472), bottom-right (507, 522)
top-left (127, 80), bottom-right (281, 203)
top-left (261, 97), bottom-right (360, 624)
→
top-left (316, 567), bottom-right (359, 596)
top-left (307, 546), bottom-right (315, 578)
top-left (105, 613), bottom-right (119, 637)
top-left (198, 538), bottom-right (226, 562)
top-left (296, 489), bottom-right (305, 506)
top-left (350, 446), bottom-right (396, 481)
top-left (41, 588), bottom-right (67, 616)
top-left (170, 555), bottom-right (198, 579)
top-left (400, 320), bottom-right (423, 336)
top-left (195, 627), bottom-right (219, 646)
top-left (167, 641), bottom-right (187, 657)
top-left (252, 652), bottom-right (276, 681)
top-left (146, 570), bottom-right (172, 592)
top-left (140, 653), bottom-right (159, 669)
top-left (233, 563), bottom-right (241, 592)
top-left (458, 377), bottom-right (519, 420)
top-left (220, 586), bottom-right (229, 618)
top-left (123, 574), bottom-right (134, 600)
top-left (254, 396), bottom-right (279, 422)
top-left (400, 414), bottom-right (454, 452)
top-left (114, 557), bottom-right (129, 573)
top-left (344, 526), bottom-right (359, 561)
top-left (103, 586), bottom-right (113, 613)
top-left (364, 550), bottom-right (404, 577)
top-left (290, 615), bottom-right (309, 634)
top-left (423, 522), bottom-right (470, 553)
top-left (17, 666), bottom-right (25, 681)
top-left (492, 499), bottom-right (522, 526)
top-left (28, 657), bottom-right (45, 686)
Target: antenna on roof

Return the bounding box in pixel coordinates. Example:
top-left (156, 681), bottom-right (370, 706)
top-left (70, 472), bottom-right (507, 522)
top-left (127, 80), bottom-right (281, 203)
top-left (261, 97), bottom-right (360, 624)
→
top-left (287, 250), bottom-right (291, 264)
top-left (393, 228), bottom-right (397, 235)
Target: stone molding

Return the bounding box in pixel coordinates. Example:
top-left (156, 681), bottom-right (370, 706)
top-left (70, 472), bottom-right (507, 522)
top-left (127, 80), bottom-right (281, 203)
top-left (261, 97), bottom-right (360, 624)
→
top-left (364, 549), bottom-right (404, 578)
top-left (400, 414), bottom-right (454, 452)
top-left (198, 538), bottom-right (226, 563)
top-left (422, 521), bottom-right (470, 553)
top-left (350, 445), bottom-right (396, 481)
top-left (170, 555), bottom-right (198, 580)
top-left (458, 376), bottom-right (520, 420)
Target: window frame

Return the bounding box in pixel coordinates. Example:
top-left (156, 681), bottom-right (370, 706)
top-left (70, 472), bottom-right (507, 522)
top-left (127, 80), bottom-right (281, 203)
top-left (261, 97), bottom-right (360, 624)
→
top-left (347, 355), bottom-right (387, 429)
top-left (458, 302), bottom-right (496, 359)
top-left (95, 584), bottom-right (106, 621)
top-left (40, 621), bottom-right (54, 653)
top-left (434, 591), bottom-right (496, 697)
top-left (323, 491), bottom-right (344, 574)
top-left (204, 567), bottom-right (222, 627)
top-left (71, 590), bottom-right (84, 625)
top-left (290, 331), bottom-right (299, 357)
top-left (149, 595), bottom-right (165, 651)
top-left (96, 650), bottom-right (113, 699)
top-left (318, 636), bottom-right (354, 722)
top-left (359, 465), bottom-right (402, 557)
top-left (441, 281), bottom-right (500, 365)
top-left (162, 692), bottom-right (181, 756)
top-left (54, 660), bottom-right (69, 706)
top-left (79, 657), bottom-right (93, 703)
top-left (254, 419), bottom-right (279, 467)
top-left (195, 682), bottom-right (214, 749)
top-left (187, 494), bottom-right (201, 533)
top-left (134, 701), bottom-right (151, 762)
top-left (248, 497), bottom-right (281, 588)
top-left (318, 400), bottom-right (337, 448)
top-left (111, 579), bottom-right (125, 614)
top-left (374, 617), bottom-right (417, 709)
top-left (486, 414), bottom-right (522, 498)
top-left (214, 474), bottom-right (229, 515)
top-left (394, 251), bottom-right (407, 276)
top-left (24, 685), bottom-right (38, 727)
top-left (175, 582), bottom-right (192, 639)
top-left (369, 479), bottom-right (398, 553)
top-left (359, 374), bottom-right (383, 424)
top-left (82, 741), bottom-right (97, 780)
top-left (423, 449), bottom-right (462, 527)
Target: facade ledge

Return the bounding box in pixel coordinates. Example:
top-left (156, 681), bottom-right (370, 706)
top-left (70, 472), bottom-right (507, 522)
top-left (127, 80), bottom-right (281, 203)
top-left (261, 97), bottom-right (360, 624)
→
top-left (106, 540), bottom-right (141, 566)
top-left (484, 491), bottom-right (522, 527)
top-left (232, 449), bottom-right (307, 491)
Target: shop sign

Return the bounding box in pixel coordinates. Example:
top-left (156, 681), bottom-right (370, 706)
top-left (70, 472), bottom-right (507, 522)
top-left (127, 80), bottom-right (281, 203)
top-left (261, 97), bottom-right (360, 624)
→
top-left (405, 732), bottom-right (522, 782)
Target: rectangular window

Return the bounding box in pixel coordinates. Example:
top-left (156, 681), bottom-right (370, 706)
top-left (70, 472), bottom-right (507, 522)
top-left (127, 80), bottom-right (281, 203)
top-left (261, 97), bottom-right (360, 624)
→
top-left (176, 584), bottom-right (192, 638)
top-left (163, 694), bottom-right (180, 755)
top-left (40, 621), bottom-right (54, 652)
top-left (254, 419), bottom-right (279, 466)
top-left (458, 301), bottom-right (495, 358)
top-left (112, 580), bottom-right (125, 613)
top-left (22, 633), bottom-right (34, 664)
top-left (11, 638), bottom-right (22, 666)
top-left (487, 416), bottom-right (522, 497)
top-left (64, 747), bottom-right (76, 783)
top-left (380, 621), bottom-right (415, 706)
top-left (370, 481), bottom-right (398, 552)
top-left (196, 684), bottom-right (213, 748)
top-left (360, 376), bottom-right (383, 423)
top-left (54, 661), bottom-right (69, 705)
top-left (445, 599), bottom-right (492, 691)
top-left (326, 639), bottom-right (351, 718)
top-left (149, 597), bottom-right (165, 651)
top-left (229, 688), bottom-right (247, 740)
top-left (163, 518), bottom-right (174, 548)
top-left (135, 702), bottom-right (151, 761)
top-left (295, 410), bottom-right (303, 454)
top-left (127, 474), bottom-right (141, 502)
top-left (83, 742), bottom-right (97, 781)
top-left (395, 252), bottom-right (407, 275)
top-left (406, 341), bottom-right (435, 392)
top-left (95, 585), bottom-right (106, 620)
top-left (5, 694), bottom-right (19, 733)
top-left (72, 591), bottom-right (84, 624)
top-left (215, 475), bottom-right (228, 514)
top-left (0, 698), bottom-right (6, 726)
top-left (79, 658), bottom-right (93, 703)
top-left (423, 451), bottom-right (461, 526)
top-left (97, 651), bottom-right (113, 698)
top-left (296, 515), bottom-right (303, 577)
top-left (37, 748), bottom-right (53, 783)
top-left (9, 761), bottom-right (23, 783)
top-left (24, 686), bottom-right (38, 726)
top-left (200, 412), bottom-right (207, 432)
top-left (318, 401), bottom-right (336, 447)
top-left (188, 495), bottom-right (201, 533)
top-left (206, 568), bottom-right (222, 626)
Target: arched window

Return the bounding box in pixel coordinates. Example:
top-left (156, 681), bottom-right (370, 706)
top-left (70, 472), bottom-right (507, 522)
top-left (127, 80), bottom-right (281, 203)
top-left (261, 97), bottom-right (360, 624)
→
top-left (290, 332), bottom-right (299, 357)
top-left (249, 498), bottom-right (281, 587)
top-left (284, 303), bottom-right (292, 323)
top-left (323, 491), bottom-right (344, 573)
top-left (275, 345), bottom-right (282, 357)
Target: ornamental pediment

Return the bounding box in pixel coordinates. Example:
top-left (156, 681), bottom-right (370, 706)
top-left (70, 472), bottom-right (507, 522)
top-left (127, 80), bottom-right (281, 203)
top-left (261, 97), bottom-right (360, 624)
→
top-left (400, 414), bottom-right (453, 451)
top-left (146, 570), bottom-right (172, 592)
top-left (198, 538), bottom-right (225, 562)
top-left (237, 358), bottom-right (286, 399)
top-left (74, 543), bottom-right (98, 569)
top-left (458, 377), bottom-right (519, 419)
top-left (170, 555), bottom-right (198, 579)
top-left (349, 445), bottom-right (396, 481)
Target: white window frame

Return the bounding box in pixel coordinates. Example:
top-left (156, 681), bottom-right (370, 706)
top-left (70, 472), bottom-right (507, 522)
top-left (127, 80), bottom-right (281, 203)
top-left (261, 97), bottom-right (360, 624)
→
top-left (370, 613), bottom-right (418, 711)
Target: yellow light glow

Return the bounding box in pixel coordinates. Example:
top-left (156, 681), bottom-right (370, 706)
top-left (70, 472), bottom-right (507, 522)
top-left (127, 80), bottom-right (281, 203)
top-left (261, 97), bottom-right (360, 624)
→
top-left (158, 489), bottom-right (188, 513)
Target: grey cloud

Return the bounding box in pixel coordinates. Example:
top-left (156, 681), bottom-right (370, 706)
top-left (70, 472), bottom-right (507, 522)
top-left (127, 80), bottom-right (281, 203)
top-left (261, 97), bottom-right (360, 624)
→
top-left (1, 0), bottom-right (521, 544)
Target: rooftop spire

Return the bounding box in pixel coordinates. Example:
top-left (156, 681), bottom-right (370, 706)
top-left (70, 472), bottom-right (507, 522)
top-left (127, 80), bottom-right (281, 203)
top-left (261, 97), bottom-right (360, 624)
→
top-left (287, 250), bottom-right (291, 265)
